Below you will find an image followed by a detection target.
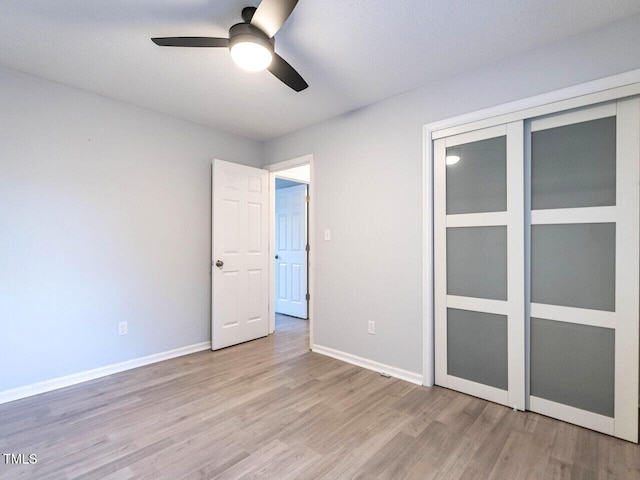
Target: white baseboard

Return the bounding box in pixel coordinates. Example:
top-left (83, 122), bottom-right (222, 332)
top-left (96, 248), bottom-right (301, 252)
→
top-left (312, 344), bottom-right (423, 385)
top-left (0, 341), bottom-right (211, 405)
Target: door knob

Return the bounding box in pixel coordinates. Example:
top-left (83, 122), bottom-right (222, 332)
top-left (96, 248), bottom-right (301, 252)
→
top-left (215, 260), bottom-right (224, 268)
top-left (275, 255), bottom-right (279, 259)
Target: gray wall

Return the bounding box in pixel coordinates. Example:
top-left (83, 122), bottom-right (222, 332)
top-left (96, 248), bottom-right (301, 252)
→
top-left (0, 66), bottom-right (262, 391)
top-left (263, 15), bottom-right (640, 375)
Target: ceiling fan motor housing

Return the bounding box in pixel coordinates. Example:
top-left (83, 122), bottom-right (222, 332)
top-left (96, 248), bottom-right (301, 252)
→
top-left (241, 6), bottom-right (257, 23)
top-left (228, 23), bottom-right (275, 54)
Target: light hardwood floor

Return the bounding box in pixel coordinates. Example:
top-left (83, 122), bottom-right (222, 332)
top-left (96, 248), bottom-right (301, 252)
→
top-left (1, 315), bottom-right (639, 479)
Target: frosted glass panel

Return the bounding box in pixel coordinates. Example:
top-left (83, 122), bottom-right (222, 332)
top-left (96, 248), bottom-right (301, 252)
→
top-left (447, 226), bottom-right (507, 300)
top-left (447, 308), bottom-right (508, 390)
top-left (532, 117), bottom-right (616, 210)
top-left (530, 318), bottom-right (614, 417)
top-left (446, 136), bottom-right (507, 214)
top-left (531, 223), bottom-right (615, 311)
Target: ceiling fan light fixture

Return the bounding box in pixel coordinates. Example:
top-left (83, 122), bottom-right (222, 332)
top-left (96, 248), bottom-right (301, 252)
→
top-left (228, 23), bottom-right (275, 72)
top-left (230, 41), bottom-right (273, 71)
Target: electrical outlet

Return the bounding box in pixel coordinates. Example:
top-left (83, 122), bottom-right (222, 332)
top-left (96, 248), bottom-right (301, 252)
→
top-left (368, 320), bottom-right (375, 335)
top-left (118, 321), bottom-right (128, 336)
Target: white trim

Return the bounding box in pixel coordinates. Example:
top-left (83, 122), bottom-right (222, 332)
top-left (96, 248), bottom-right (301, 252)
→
top-left (430, 69), bottom-right (640, 140)
top-left (263, 154), bottom-right (313, 172)
top-left (529, 396), bottom-right (614, 436)
top-left (268, 171), bottom-right (276, 334)
top-left (264, 155), bottom-right (315, 349)
top-left (531, 303), bottom-right (616, 329)
top-left (444, 124), bottom-right (506, 147)
top-left (0, 342), bottom-right (211, 405)
top-left (433, 137), bottom-right (448, 388)
top-left (423, 126), bottom-right (434, 387)
top-left (531, 206), bottom-right (616, 225)
top-left (447, 295), bottom-right (509, 316)
top-left (312, 344), bottom-right (423, 385)
top-left (530, 101), bottom-right (616, 132)
top-left (446, 212), bottom-right (507, 228)
top-left (275, 174), bottom-right (309, 184)
top-left (309, 159), bottom-right (315, 348)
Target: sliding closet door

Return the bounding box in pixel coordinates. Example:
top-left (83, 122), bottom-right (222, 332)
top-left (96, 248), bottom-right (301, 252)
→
top-left (434, 123), bottom-right (525, 410)
top-left (527, 99), bottom-right (639, 442)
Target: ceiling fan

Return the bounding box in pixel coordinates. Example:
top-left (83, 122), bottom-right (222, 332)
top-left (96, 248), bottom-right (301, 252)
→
top-left (151, 0), bottom-right (308, 92)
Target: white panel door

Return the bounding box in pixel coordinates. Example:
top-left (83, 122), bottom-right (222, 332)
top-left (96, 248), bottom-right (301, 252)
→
top-left (275, 184), bottom-right (307, 318)
top-left (212, 159), bottom-right (269, 350)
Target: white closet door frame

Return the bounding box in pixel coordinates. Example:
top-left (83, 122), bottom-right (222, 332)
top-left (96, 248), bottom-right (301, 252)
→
top-left (434, 122), bottom-right (525, 410)
top-left (526, 98), bottom-right (639, 442)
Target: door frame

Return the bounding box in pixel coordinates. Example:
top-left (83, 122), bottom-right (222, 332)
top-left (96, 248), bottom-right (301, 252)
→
top-left (264, 154), bottom-right (315, 348)
top-left (422, 68), bottom-right (640, 389)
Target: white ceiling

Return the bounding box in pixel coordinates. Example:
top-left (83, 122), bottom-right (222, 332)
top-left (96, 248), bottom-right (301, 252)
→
top-left (2, 1), bottom-right (640, 141)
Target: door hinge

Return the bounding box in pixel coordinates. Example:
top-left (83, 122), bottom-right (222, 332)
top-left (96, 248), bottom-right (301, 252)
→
top-left (305, 244), bottom-right (310, 252)
top-left (305, 195), bottom-right (310, 203)
top-left (305, 293), bottom-right (310, 301)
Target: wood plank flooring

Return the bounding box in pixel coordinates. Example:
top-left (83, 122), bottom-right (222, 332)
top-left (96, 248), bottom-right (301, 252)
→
top-left (1, 315), bottom-right (639, 479)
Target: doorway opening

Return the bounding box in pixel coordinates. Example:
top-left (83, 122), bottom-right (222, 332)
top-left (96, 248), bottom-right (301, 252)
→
top-left (275, 178), bottom-right (308, 320)
top-left (265, 155), bottom-right (314, 345)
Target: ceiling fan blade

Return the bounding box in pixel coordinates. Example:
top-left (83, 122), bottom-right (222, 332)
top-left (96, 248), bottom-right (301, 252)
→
top-left (151, 37), bottom-right (229, 48)
top-left (268, 53), bottom-right (308, 92)
top-left (251, 0), bottom-right (299, 38)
